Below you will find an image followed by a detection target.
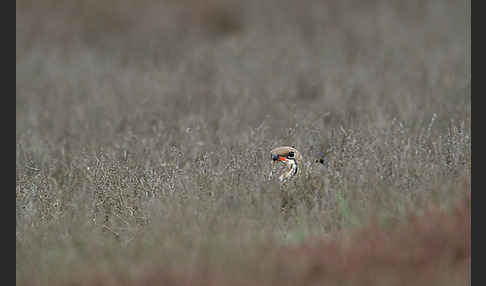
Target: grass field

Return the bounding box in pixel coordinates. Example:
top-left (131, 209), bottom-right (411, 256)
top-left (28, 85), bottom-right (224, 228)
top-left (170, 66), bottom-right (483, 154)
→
top-left (17, 0), bottom-right (470, 285)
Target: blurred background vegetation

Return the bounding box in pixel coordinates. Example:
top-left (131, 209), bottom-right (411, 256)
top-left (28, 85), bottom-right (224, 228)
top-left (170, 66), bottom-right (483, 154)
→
top-left (17, 0), bottom-right (470, 285)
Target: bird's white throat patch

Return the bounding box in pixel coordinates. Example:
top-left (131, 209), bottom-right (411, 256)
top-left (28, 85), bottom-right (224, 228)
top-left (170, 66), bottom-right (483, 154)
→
top-left (277, 158), bottom-right (298, 182)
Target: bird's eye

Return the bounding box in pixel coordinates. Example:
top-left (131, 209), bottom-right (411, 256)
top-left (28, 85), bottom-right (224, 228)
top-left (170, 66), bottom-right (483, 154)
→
top-left (288, 152), bottom-right (294, 158)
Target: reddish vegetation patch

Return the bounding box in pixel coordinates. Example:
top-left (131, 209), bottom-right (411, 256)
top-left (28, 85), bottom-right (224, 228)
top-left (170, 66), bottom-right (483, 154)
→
top-left (273, 197), bottom-right (470, 286)
top-left (62, 195), bottom-right (468, 286)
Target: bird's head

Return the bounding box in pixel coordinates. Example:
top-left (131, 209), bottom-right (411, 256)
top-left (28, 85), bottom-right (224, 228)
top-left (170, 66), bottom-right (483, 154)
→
top-left (270, 146), bottom-right (302, 182)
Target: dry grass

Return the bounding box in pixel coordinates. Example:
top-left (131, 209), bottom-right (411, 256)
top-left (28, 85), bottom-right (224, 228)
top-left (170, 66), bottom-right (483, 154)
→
top-left (17, 194), bottom-right (470, 286)
top-left (17, 0), bottom-right (470, 285)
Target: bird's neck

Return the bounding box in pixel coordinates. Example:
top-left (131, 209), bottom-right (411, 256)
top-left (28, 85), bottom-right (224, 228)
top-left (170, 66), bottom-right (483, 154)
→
top-left (289, 160), bottom-right (298, 176)
top-left (279, 159), bottom-right (298, 182)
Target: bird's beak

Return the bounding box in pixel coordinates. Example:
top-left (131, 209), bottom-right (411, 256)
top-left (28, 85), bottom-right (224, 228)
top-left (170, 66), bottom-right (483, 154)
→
top-left (272, 154), bottom-right (287, 162)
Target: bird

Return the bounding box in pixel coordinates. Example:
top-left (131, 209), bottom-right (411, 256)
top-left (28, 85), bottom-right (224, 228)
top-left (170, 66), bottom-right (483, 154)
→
top-left (270, 145), bottom-right (330, 214)
top-left (270, 146), bottom-right (303, 182)
top-left (270, 145), bottom-right (331, 182)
